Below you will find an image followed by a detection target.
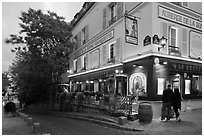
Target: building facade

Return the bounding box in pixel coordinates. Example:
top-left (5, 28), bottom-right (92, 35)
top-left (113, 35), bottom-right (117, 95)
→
top-left (62, 2), bottom-right (202, 104)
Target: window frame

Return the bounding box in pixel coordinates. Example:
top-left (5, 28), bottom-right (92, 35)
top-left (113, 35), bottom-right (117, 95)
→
top-left (169, 26), bottom-right (178, 48)
top-left (73, 59), bottom-right (77, 72)
top-left (108, 41), bottom-right (116, 59)
top-left (81, 27), bottom-right (86, 45)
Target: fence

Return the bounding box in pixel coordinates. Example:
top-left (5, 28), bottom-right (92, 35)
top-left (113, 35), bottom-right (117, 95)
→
top-left (58, 93), bottom-right (138, 117)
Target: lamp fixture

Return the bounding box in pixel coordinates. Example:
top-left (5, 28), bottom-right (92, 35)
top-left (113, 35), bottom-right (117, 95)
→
top-left (163, 62), bottom-right (167, 65)
top-left (158, 36), bottom-right (167, 51)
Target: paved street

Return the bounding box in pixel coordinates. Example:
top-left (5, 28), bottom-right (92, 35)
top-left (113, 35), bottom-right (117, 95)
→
top-left (24, 112), bottom-right (134, 135)
top-left (2, 109), bottom-right (202, 135)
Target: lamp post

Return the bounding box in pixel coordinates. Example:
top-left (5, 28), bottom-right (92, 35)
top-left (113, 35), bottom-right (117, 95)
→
top-left (158, 36), bottom-right (167, 51)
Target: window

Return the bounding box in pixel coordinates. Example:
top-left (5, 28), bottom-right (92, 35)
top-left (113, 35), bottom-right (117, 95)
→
top-left (81, 55), bottom-right (86, 71)
top-left (169, 26), bottom-right (180, 55)
top-left (129, 72), bottom-right (147, 97)
top-left (81, 27), bottom-right (86, 45)
top-left (91, 49), bottom-right (99, 69)
top-left (109, 2), bottom-right (116, 25)
top-left (192, 75), bottom-right (202, 95)
top-left (110, 44), bottom-right (114, 59)
top-left (73, 59), bottom-right (77, 72)
top-left (73, 36), bottom-right (78, 50)
top-left (110, 4), bottom-right (115, 19)
top-left (108, 42), bottom-right (115, 63)
top-left (170, 27), bottom-right (177, 47)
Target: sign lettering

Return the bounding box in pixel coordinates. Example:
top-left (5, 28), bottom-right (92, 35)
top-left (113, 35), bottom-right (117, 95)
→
top-left (158, 6), bottom-right (202, 31)
top-left (75, 30), bottom-right (114, 58)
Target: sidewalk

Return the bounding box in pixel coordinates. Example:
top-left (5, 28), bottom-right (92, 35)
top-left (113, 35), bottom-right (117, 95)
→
top-left (21, 108), bottom-right (202, 134)
top-left (2, 114), bottom-right (34, 135)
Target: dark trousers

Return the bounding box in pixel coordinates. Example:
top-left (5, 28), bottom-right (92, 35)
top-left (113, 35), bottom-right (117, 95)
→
top-left (161, 102), bottom-right (172, 120)
top-left (173, 106), bottom-right (180, 118)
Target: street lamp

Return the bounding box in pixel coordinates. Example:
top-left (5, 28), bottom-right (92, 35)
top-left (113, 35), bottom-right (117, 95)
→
top-left (158, 36), bottom-right (167, 51)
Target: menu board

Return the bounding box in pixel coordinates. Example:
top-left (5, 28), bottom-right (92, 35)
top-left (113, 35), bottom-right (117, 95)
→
top-left (157, 78), bottom-right (165, 95)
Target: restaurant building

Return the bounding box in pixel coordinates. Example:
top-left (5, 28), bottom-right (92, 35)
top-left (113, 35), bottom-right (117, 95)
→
top-left (62, 2), bottom-right (202, 110)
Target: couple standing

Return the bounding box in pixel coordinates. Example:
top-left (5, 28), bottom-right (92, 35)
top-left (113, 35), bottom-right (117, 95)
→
top-left (161, 84), bottom-right (182, 122)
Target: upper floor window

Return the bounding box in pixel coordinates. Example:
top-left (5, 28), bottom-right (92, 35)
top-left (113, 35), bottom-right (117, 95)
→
top-left (81, 55), bottom-right (87, 71)
top-left (110, 4), bottom-right (116, 19)
top-left (169, 26), bottom-right (181, 56)
top-left (109, 2), bottom-right (116, 25)
top-left (73, 59), bottom-right (77, 72)
top-left (81, 27), bottom-right (86, 45)
top-left (108, 41), bottom-right (115, 63)
top-left (73, 36), bottom-right (78, 50)
top-left (170, 26), bottom-right (178, 47)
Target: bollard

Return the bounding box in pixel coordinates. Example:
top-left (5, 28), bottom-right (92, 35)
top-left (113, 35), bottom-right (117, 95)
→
top-left (27, 117), bottom-right (33, 126)
top-left (118, 116), bottom-right (128, 125)
top-left (33, 122), bottom-right (41, 134)
top-left (24, 114), bottom-right (28, 121)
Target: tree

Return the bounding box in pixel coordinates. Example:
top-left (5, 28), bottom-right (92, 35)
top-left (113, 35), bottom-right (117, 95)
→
top-left (6, 8), bottom-right (73, 104)
top-left (2, 72), bottom-right (10, 96)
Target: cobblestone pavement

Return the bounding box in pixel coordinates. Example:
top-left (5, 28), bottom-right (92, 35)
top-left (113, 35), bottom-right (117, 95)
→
top-left (25, 109), bottom-right (201, 135)
top-left (2, 108), bottom-right (202, 135)
top-left (2, 114), bottom-right (34, 135)
top-left (25, 112), bottom-right (135, 135)
top-left (137, 109), bottom-right (202, 135)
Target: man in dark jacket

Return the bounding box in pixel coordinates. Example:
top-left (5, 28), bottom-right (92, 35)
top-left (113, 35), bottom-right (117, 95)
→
top-left (161, 84), bottom-right (174, 121)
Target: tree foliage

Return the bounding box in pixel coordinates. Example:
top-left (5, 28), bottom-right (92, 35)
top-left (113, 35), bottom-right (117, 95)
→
top-left (2, 72), bottom-right (11, 95)
top-left (6, 8), bottom-right (73, 104)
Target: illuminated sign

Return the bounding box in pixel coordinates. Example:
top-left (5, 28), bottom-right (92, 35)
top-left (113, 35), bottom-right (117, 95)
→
top-left (158, 6), bottom-right (202, 31)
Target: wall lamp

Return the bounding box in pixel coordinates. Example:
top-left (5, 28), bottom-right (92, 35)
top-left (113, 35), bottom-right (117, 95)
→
top-left (158, 36), bottom-right (167, 51)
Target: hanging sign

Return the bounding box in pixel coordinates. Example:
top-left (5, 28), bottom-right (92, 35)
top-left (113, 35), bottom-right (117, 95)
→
top-left (125, 16), bottom-right (138, 45)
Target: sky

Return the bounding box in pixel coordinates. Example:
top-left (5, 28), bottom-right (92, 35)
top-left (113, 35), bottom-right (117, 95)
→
top-left (1, 1), bottom-right (84, 72)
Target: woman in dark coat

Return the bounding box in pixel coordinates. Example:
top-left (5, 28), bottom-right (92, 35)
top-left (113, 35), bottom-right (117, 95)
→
top-left (172, 88), bottom-right (182, 121)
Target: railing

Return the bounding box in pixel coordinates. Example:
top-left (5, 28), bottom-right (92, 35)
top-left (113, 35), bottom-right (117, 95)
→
top-left (169, 46), bottom-right (181, 56)
top-left (56, 93), bottom-right (138, 116)
top-left (109, 16), bottom-right (116, 26)
top-left (107, 57), bottom-right (115, 63)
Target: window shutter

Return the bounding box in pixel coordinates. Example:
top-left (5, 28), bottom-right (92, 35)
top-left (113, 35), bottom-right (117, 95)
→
top-left (162, 22), bottom-right (168, 38)
top-left (87, 53), bottom-right (90, 70)
top-left (77, 32), bottom-right (81, 47)
top-left (161, 22), bottom-right (169, 51)
top-left (117, 2), bottom-right (123, 20)
top-left (181, 28), bottom-right (188, 57)
top-left (77, 57), bottom-right (81, 72)
top-left (85, 25), bottom-right (89, 43)
top-left (85, 54), bottom-right (88, 70)
top-left (103, 8), bottom-right (107, 30)
top-left (102, 45), bottom-right (106, 65)
top-left (115, 38), bottom-right (121, 62)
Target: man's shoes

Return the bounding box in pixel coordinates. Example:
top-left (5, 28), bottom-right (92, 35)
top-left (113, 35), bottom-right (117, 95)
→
top-left (176, 116), bottom-right (182, 122)
top-left (160, 118), bottom-right (168, 122)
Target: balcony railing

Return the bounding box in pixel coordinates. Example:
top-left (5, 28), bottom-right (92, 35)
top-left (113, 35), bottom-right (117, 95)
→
top-left (107, 57), bottom-right (115, 63)
top-left (81, 67), bottom-right (86, 71)
top-left (169, 46), bottom-right (181, 56)
top-left (109, 16), bottom-right (116, 26)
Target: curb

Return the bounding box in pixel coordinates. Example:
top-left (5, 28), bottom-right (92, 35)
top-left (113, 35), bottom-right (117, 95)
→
top-left (46, 112), bottom-right (144, 132)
